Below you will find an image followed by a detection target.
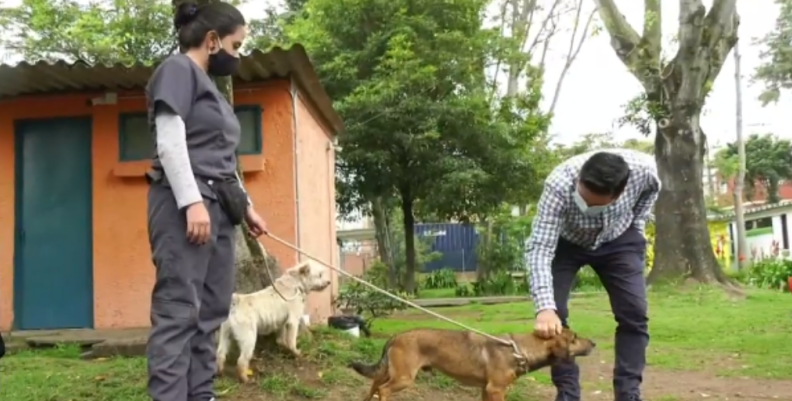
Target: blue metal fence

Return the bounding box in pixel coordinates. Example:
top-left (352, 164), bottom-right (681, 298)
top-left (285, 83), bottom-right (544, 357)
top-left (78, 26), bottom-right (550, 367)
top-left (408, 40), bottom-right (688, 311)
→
top-left (415, 223), bottom-right (478, 272)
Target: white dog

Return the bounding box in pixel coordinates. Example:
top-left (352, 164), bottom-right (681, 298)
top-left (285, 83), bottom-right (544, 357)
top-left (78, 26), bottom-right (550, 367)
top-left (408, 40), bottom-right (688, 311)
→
top-left (216, 259), bottom-right (331, 383)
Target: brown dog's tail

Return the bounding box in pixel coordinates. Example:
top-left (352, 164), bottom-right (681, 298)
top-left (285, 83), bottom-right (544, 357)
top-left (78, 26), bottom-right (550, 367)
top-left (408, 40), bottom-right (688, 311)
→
top-left (348, 338), bottom-right (392, 379)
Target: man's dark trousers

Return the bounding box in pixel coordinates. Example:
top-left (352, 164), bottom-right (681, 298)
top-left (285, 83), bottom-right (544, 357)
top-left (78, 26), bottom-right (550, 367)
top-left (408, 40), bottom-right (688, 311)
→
top-left (551, 227), bottom-right (649, 401)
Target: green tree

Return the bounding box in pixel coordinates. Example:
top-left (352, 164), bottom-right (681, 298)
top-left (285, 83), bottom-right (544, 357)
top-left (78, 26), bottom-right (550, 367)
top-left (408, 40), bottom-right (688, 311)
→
top-left (754, 0), bottom-right (792, 105)
top-left (722, 133), bottom-right (792, 203)
top-left (246, 0), bottom-right (308, 51)
top-left (595, 0), bottom-right (741, 289)
top-left (286, 0), bottom-right (549, 293)
top-left (712, 148), bottom-right (738, 186)
top-left (0, 0), bottom-right (173, 64)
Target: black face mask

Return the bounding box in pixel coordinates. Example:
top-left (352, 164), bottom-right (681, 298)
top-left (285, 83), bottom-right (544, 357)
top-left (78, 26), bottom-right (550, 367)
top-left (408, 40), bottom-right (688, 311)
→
top-left (208, 48), bottom-right (240, 77)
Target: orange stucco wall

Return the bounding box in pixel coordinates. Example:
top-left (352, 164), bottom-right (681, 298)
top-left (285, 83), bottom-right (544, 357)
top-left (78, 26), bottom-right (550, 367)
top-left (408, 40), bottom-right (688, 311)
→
top-left (0, 78), bottom-right (338, 330)
top-left (294, 88), bottom-right (339, 324)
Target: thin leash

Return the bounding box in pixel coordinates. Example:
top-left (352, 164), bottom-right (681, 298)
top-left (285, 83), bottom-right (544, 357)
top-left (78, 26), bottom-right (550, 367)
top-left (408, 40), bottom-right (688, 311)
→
top-left (262, 232), bottom-right (526, 361)
top-left (256, 240), bottom-right (300, 302)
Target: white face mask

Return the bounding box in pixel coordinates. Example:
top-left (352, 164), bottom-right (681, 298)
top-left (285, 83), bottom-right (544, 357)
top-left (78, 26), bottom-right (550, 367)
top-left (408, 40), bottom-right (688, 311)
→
top-left (573, 190), bottom-right (609, 216)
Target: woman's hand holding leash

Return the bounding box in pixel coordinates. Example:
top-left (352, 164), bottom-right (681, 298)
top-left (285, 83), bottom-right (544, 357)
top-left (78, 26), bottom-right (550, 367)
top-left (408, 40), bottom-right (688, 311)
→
top-left (186, 201), bottom-right (211, 244)
top-left (245, 207), bottom-right (268, 237)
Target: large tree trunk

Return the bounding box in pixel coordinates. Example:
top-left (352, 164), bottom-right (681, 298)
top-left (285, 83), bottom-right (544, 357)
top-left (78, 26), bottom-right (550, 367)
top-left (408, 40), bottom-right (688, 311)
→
top-left (400, 193), bottom-right (417, 294)
top-left (649, 117), bottom-right (732, 285)
top-left (372, 196), bottom-right (397, 287)
top-left (476, 220), bottom-right (494, 281)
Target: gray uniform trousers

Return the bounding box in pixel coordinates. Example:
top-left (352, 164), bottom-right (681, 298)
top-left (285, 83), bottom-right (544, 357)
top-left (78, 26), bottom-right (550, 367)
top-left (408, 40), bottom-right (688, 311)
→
top-left (146, 182), bottom-right (236, 401)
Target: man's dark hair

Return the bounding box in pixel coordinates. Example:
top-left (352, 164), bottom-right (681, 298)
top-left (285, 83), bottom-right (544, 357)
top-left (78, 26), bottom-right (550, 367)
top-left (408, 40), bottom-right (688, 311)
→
top-left (579, 152), bottom-right (630, 196)
top-left (174, 1), bottom-right (246, 50)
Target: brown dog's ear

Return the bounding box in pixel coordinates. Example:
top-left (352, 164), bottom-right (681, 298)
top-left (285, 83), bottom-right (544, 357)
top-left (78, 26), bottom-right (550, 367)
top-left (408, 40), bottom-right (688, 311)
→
top-left (298, 262), bottom-right (310, 276)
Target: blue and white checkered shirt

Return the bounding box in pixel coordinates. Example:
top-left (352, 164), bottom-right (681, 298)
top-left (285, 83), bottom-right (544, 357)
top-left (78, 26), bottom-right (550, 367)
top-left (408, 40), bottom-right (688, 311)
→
top-left (526, 149), bottom-right (660, 313)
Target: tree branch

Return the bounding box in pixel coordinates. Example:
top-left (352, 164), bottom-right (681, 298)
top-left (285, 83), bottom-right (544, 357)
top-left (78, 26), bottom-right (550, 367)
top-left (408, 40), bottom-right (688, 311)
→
top-left (702, 10), bottom-right (739, 98)
top-left (489, 0), bottom-right (509, 96)
top-left (593, 0), bottom-right (657, 90)
top-left (547, 2), bottom-right (596, 116)
top-left (642, 0), bottom-right (661, 75)
top-left (704, 0), bottom-right (738, 48)
top-left (673, 0), bottom-right (738, 102)
top-left (523, 0), bottom-right (563, 59)
top-left (676, 0), bottom-right (706, 60)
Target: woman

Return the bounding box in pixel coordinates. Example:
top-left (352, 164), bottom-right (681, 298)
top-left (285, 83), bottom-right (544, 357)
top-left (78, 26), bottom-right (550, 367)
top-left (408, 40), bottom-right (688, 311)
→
top-left (145, 2), bottom-right (267, 401)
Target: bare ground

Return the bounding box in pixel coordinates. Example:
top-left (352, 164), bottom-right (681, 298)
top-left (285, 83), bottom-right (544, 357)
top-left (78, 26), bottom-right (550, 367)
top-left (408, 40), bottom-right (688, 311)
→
top-left (579, 355), bottom-right (792, 401)
top-left (225, 350), bottom-right (792, 401)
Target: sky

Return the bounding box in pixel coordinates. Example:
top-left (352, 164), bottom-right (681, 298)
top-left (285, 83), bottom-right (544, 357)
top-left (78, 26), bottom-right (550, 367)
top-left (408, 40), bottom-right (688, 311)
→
top-left (1, 0), bottom-right (786, 150)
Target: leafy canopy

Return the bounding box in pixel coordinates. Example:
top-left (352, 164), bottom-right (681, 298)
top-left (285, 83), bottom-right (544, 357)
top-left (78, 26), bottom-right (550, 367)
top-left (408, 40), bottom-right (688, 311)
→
top-left (721, 133), bottom-right (792, 203)
top-left (755, 0), bottom-right (792, 105)
top-left (286, 0), bottom-right (550, 223)
top-left (0, 0), bottom-right (174, 64)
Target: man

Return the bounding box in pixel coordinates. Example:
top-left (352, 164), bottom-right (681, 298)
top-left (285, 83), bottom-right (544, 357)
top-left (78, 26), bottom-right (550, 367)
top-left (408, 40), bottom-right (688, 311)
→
top-left (525, 149), bottom-right (660, 401)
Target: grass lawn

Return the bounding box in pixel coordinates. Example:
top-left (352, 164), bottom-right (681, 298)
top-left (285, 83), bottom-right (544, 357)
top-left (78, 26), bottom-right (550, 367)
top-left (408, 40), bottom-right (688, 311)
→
top-left (3, 286), bottom-right (791, 401)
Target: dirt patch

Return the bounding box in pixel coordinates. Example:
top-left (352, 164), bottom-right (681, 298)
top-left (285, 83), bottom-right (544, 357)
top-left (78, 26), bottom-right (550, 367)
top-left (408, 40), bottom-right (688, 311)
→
top-left (577, 355), bottom-right (792, 400)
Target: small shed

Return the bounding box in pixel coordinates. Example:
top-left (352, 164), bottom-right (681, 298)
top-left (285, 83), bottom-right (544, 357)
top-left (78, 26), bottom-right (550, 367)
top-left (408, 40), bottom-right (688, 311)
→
top-left (0, 46), bottom-right (342, 331)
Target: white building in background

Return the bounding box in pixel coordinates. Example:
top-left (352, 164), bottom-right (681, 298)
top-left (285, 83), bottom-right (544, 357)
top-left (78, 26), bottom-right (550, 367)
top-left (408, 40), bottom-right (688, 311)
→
top-left (336, 209), bottom-right (371, 231)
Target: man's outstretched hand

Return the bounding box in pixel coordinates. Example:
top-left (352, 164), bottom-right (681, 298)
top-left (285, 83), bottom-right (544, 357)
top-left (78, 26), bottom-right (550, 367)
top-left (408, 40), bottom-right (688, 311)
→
top-left (534, 309), bottom-right (563, 338)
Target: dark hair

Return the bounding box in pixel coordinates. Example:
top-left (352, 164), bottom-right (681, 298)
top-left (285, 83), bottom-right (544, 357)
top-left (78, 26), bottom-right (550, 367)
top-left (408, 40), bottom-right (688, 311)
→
top-left (579, 152), bottom-right (630, 197)
top-left (174, 1), bottom-right (246, 50)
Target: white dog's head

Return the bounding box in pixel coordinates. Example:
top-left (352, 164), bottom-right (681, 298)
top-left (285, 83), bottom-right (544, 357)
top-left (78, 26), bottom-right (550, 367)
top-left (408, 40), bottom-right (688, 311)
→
top-left (285, 260), bottom-right (332, 292)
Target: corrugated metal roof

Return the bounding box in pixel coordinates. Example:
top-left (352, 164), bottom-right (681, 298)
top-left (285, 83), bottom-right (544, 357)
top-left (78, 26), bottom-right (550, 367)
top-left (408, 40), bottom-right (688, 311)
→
top-left (716, 200), bottom-right (792, 219)
top-left (0, 44), bottom-right (342, 133)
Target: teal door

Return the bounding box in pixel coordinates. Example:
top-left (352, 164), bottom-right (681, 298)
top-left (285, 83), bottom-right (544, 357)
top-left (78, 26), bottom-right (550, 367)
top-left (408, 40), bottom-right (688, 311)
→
top-left (14, 117), bottom-right (94, 330)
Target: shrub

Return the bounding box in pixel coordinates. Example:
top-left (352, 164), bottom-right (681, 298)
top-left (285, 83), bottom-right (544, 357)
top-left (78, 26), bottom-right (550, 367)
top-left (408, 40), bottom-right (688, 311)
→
top-left (334, 261), bottom-right (412, 331)
top-left (454, 282), bottom-right (473, 297)
top-left (472, 270), bottom-right (529, 296)
top-left (745, 258), bottom-right (792, 291)
top-left (573, 266), bottom-right (603, 291)
top-left (423, 268), bottom-right (458, 289)
top-left (475, 208), bottom-right (532, 280)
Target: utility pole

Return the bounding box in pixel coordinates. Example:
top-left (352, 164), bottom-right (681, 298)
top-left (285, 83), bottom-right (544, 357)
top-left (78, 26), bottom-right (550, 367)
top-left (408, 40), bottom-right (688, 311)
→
top-left (733, 40), bottom-right (749, 270)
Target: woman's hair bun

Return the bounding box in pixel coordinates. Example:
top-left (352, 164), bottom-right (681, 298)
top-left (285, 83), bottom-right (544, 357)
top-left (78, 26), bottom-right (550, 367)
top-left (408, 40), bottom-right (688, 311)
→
top-left (174, 2), bottom-right (200, 31)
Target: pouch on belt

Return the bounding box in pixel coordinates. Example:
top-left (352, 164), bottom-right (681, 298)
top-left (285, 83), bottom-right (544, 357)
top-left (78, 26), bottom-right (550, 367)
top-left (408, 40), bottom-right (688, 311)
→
top-left (213, 179), bottom-right (247, 226)
top-left (145, 169), bottom-right (246, 226)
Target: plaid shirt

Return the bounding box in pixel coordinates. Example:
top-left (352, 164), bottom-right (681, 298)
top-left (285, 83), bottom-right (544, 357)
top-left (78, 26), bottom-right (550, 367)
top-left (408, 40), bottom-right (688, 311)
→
top-left (526, 149), bottom-right (660, 312)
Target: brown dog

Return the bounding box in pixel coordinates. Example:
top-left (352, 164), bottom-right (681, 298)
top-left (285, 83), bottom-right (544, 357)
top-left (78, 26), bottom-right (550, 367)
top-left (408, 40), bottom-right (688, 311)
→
top-left (349, 328), bottom-right (595, 401)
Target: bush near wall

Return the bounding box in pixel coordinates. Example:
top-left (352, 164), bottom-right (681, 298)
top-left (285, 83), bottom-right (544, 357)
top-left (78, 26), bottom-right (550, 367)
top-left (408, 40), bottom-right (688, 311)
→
top-left (643, 220), bottom-right (732, 272)
top-left (744, 258), bottom-right (792, 291)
